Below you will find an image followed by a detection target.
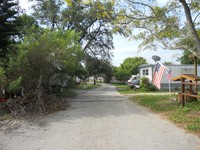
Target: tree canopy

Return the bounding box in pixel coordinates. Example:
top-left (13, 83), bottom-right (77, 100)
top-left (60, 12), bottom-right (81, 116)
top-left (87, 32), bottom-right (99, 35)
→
top-left (0, 0), bottom-right (20, 61)
top-left (8, 29), bottom-right (83, 91)
top-left (114, 57), bottom-right (146, 81)
top-left (114, 0), bottom-right (200, 59)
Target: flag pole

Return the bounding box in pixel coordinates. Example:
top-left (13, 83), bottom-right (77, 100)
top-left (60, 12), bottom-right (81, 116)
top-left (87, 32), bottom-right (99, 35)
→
top-left (168, 79), bottom-right (171, 95)
top-left (166, 68), bottom-right (172, 95)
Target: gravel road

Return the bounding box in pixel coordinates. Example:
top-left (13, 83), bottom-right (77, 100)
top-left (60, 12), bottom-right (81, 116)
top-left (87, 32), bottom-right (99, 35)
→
top-left (0, 84), bottom-right (200, 150)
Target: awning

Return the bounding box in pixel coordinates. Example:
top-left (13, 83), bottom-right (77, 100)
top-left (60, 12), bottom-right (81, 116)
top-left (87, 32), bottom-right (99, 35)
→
top-left (171, 74), bottom-right (200, 81)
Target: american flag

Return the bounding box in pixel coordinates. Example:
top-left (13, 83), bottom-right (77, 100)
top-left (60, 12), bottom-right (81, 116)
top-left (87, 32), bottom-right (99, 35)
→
top-left (152, 62), bottom-right (166, 89)
top-left (166, 68), bottom-right (172, 81)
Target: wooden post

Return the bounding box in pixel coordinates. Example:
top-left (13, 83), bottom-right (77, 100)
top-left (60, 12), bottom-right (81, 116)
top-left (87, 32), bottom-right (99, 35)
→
top-left (181, 78), bottom-right (185, 107)
top-left (189, 80), bottom-right (193, 92)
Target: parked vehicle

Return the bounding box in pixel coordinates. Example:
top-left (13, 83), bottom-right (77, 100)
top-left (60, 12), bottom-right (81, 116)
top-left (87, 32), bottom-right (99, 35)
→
top-left (127, 75), bottom-right (139, 83)
top-left (127, 79), bottom-right (140, 90)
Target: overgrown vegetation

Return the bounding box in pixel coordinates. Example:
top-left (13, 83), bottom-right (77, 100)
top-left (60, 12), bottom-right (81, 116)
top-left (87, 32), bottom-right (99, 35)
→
top-left (139, 77), bottom-right (157, 92)
top-left (0, 0), bottom-right (115, 117)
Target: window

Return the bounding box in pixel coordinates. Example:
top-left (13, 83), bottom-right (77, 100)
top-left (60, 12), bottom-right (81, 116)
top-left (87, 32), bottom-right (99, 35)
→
top-left (142, 69), bottom-right (149, 75)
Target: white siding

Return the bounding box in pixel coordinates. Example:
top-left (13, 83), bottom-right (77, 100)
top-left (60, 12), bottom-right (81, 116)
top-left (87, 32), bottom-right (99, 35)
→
top-left (139, 65), bottom-right (153, 82)
top-left (139, 64), bottom-right (200, 90)
top-left (161, 65), bottom-right (200, 84)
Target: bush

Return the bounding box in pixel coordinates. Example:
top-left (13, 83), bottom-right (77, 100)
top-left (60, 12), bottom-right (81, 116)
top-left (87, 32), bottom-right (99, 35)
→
top-left (139, 77), bottom-right (157, 91)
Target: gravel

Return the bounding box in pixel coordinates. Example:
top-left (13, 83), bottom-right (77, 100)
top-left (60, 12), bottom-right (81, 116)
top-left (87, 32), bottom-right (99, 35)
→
top-left (0, 83), bottom-right (200, 150)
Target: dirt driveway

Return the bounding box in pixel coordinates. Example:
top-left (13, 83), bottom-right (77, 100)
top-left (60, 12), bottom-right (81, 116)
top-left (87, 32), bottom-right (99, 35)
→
top-left (0, 84), bottom-right (200, 150)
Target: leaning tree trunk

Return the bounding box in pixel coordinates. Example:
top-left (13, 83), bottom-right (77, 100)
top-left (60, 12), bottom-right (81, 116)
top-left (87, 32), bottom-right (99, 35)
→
top-left (179, 0), bottom-right (200, 59)
top-left (35, 75), bottom-right (44, 111)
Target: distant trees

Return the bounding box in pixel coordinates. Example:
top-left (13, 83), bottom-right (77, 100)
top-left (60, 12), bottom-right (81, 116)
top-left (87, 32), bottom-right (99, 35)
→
top-left (114, 57), bottom-right (146, 81)
top-left (85, 56), bottom-right (113, 85)
top-left (179, 50), bottom-right (200, 64)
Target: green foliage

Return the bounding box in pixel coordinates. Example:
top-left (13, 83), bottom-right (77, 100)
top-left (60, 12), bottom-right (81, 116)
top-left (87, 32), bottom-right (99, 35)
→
top-left (140, 77), bottom-right (149, 87)
top-left (114, 57), bottom-right (146, 81)
top-left (115, 0), bottom-right (200, 58)
top-left (139, 77), bottom-right (157, 92)
top-left (179, 50), bottom-right (200, 64)
top-left (114, 67), bottom-right (130, 81)
top-left (169, 101), bottom-right (200, 133)
top-left (8, 29), bottom-right (83, 91)
top-left (85, 57), bottom-right (113, 84)
top-left (0, 67), bottom-right (6, 86)
top-left (63, 0), bottom-right (114, 60)
top-left (31, 0), bottom-right (64, 30)
top-left (122, 57), bottom-right (146, 74)
top-left (7, 77), bottom-right (22, 93)
top-left (0, 0), bottom-right (20, 60)
top-left (15, 14), bottom-right (39, 41)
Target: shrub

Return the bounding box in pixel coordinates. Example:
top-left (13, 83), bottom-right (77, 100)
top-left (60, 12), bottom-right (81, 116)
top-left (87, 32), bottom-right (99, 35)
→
top-left (139, 77), bottom-right (157, 91)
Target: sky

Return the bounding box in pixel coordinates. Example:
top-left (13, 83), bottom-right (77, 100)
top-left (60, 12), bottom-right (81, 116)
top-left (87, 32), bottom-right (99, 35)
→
top-left (19, 0), bottom-right (183, 66)
top-left (112, 34), bottom-right (182, 66)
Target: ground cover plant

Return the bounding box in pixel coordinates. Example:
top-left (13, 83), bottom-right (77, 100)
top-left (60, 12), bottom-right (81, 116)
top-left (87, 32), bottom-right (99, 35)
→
top-left (113, 83), bottom-right (160, 94)
top-left (113, 83), bottom-right (135, 94)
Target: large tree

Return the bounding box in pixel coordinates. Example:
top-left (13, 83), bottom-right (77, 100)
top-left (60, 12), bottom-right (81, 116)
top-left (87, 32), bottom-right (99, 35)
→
top-left (0, 0), bottom-right (20, 61)
top-left (114, 0), bottom-right (200, 59)
top-left (30, 0), bottom-right (115, 61)
top-left (30, 0), bottom-right (64, 30)
top-left (15, 14), bottom-right (39, 41)
top-left (8, 29), bottom-right (83, 91)
top-left (63, 0), bottom-right (115, 60)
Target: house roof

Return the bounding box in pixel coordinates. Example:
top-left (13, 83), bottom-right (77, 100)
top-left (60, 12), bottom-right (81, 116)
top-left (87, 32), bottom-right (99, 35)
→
top-left (138, 64), bottom-right (154, 68)
top-left (172, 74), bottom-right (200, 81)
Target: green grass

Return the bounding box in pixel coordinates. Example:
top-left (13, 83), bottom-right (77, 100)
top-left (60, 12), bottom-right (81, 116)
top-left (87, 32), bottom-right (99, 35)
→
top-left (133, 95), bottom-right (200, 136)
top-left (113, 83), bottom-right (137, 94)
top-left (112, 83), bottom-right (168, 94)
top-left (132, 95), bottom-right (179, 112)
top-left (113, 84), bottom-right (200, 136)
